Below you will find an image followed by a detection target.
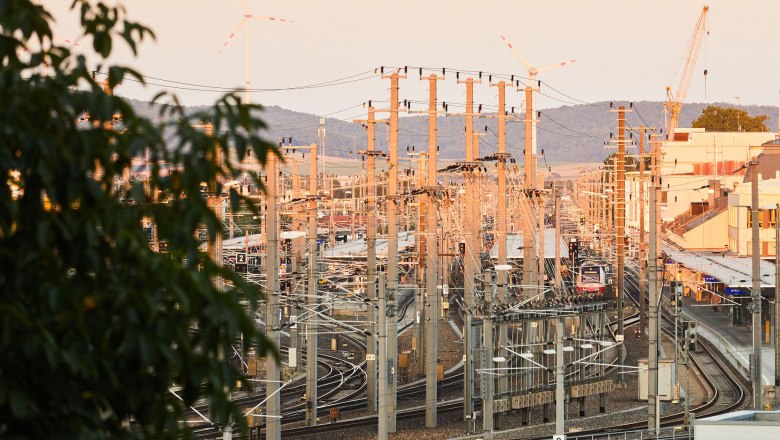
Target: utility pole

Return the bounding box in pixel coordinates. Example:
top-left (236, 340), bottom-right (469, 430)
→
top-left (639, 126), bottom-right (647, 334)
top-left (354, 107), bottom-right (385, 412)
top-left (305, 143), bottom-right (319, 426)
top-left (482, 273), bottom-right (495, 439)
top-left (648, 133), bottom-right (662, 435)
top-left (491, 79), bottom-right (510, 427)
top-left (555, 185), bottom-right (562, 291)
top-left (775, 203), bottom-right (780, 406)
top-left (611, 104), bottom-right (630, 380)
top-left (750, 157), bottom-right (763, 410)
top-left (289, 154), bottom-right (304, 373)
top-left (456, 75), bottom-right (481, 421)
top-left (199, 122), bottom-right (231, 440)
top-left (380, 69), bottom-right (406, 432)
top-left (265, 154), bottom-right (281, 440)
top-left (538, 178), bottom-right (546, 292)
top-left (523, 85), bottom-right (536, 294)
top-left (555, 316), bottom-right (565, 437)
top-left (416, 151), bottom-right (426, 366)
top-left (423, 72), bottom-right (444, 427)
top-left (378, 272), bottom-right (389, 440)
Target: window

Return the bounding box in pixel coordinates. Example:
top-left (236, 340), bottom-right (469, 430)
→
top-left (748, 209), bottom-right (778, 229)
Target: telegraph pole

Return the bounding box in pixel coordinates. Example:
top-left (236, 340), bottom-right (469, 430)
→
top-left (611, 104), bottom-right (630, 379)
top-left (555, 185), bottom-right (562, 291)
top-left (555, 316), bottom-right (565, 437)
top-left (523, 85), bottom-right (536, 293)
top-left (750, 157), bottom-right (763, 410)
top-left (456, 75), bottom-right (481, 421)
top-left (378, 272), bottom-right (389, 440)
top-left (648, 133), bottom-right (662, 435)
top-left (491, 79), bottom-right (510, 426)
top-left (199, 122), bottom-right (230, 440)
top-left (639, 126), bottom-right (647, 334)
top-left (482, 273), bottom-right (495, 439)
top-left (305, 143), bottom-right (319, 426)
top-left (775, 203), bottom-right (780, 406)
top-left (354, 107), bottom-right (385, 412)
top-left (265, 154), bottom-right (281, 440)
top-left (381, 69), bottom-right (406, 432)
top-left (424, 72), bottom-right (444, 427)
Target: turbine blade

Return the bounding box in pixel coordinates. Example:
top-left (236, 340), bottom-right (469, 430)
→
top-left (536, 59), bottom-right (577, 75)
top-left (218, 17), bottom-right (248, 54)
top-left (251, 15), bottom-right (295, 23)
top-left (499, 35), bottom-right (533, 72)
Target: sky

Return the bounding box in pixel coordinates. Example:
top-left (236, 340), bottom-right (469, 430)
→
top-left (42, 0), bottom-right (780, 118)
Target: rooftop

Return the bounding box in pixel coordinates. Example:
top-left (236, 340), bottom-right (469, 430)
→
top-left (663, 244), bottom-right (776, 288)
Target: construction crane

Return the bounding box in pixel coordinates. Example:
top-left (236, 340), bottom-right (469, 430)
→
top-left (665, 5), bottom-right (709, 138)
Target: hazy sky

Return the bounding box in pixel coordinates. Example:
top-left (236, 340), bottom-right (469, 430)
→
top-left (44, 1), bottom-right (780, 118)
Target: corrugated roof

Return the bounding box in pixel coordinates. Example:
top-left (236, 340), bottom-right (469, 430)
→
top-left (489, 229), bottom-right (568, 260)
top-left (663, 244), bottom-right (775, 288)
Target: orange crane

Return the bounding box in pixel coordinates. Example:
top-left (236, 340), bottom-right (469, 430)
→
top-left (665, 5), bottom-right (709, 138)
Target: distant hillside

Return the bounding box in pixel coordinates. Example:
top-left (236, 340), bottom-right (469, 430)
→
top-left (128, 99), bottom-right (779, 164)
top-left (258, 101), bottom-right (779, 164)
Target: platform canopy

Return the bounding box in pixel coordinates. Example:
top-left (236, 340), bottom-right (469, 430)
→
top-left (663, 245), bottom-right (776, 288)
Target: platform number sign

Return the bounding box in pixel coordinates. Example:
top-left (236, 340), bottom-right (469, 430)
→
top-left (236, 253), bottom-right (246, 264)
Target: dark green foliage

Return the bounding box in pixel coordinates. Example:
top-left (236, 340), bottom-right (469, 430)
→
top-left (0, 1), bottom-right (278, 438)
top-left (692, 105), bottom-right (770, 132)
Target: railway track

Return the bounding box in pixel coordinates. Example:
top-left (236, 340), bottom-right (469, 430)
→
top-left (189, 288), bottom-right (419, 438)
top-left (551, 266), bottom-right (748, 438)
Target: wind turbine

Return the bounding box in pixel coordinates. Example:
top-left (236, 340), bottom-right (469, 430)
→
top-left (499, 35), bottom-right (576, 157)
top-left (219, 0), bottom-right (293, 104)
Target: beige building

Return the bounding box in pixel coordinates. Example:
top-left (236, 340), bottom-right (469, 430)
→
top-left (661, 128), bottom-right (775, 221)
top-left (728, 146), bottom-right (780, 256)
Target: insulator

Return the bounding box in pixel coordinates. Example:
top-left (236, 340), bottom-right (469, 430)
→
top-left (610, 102), bottom-right (614, 108)
top-left (380, 66), bottom-right (384, 74)
top-left (456, 72), bottom-right (460, 80)
top-left (368, 100), bottom-right (372, 107)
top-left (488, 75), bottom-right (492, 82)
top-left (630, 102), bottom-right (634, 108)
top-left (704, 69), bottom-right (708, 76)
top-left (478, 104), bottom-right (482, 113)
top-left (404, 66), bottom-right (408, 74)
top-left (419, 68), bottom-right (423, 76)
top-left (479, 71), bottom-right (483, 79)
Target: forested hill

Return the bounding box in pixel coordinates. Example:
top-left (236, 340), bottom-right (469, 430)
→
top-left (129, 100), bottom-right (779, 164)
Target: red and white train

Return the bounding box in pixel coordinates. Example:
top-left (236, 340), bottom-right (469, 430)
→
top-left (576, 260), bottom-right (607, 294)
